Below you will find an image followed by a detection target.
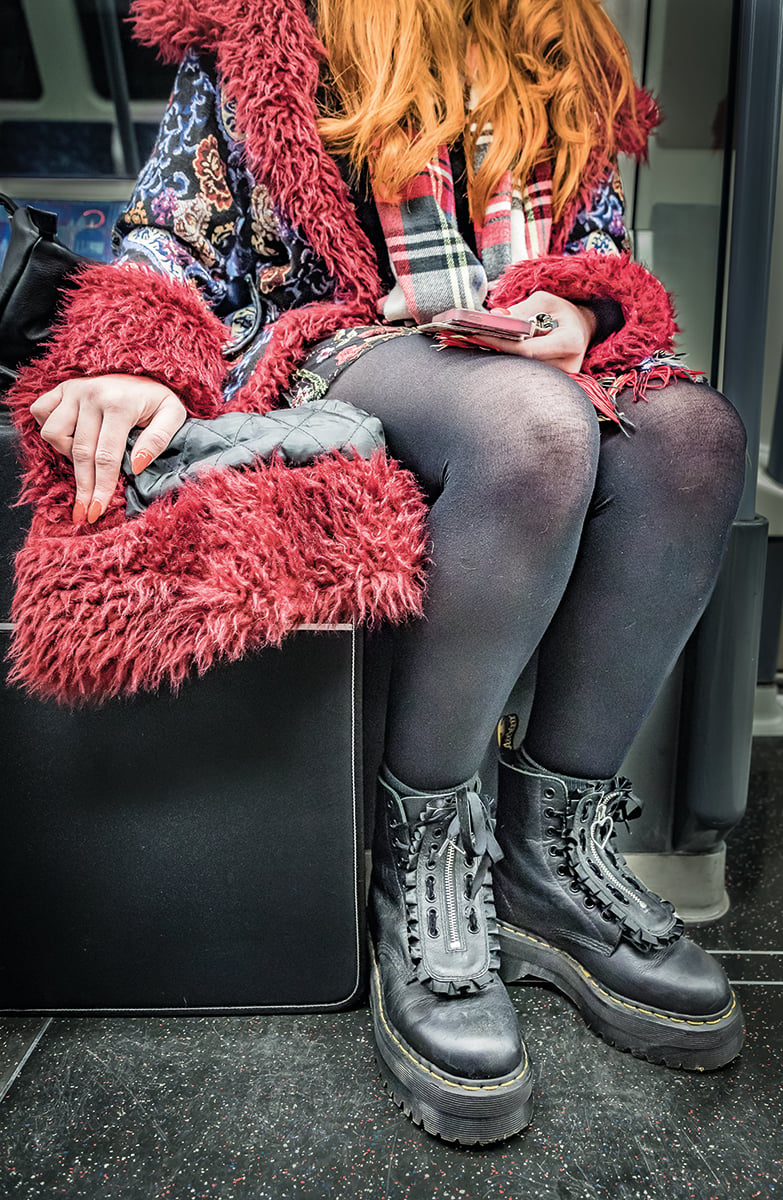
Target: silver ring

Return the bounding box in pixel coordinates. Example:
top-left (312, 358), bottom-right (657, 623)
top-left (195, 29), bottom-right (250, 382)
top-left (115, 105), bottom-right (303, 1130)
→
top-left (529, 311), bottom-right (559, 335)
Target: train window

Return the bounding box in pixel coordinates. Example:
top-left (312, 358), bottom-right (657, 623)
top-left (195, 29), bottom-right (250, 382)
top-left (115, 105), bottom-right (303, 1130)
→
top-left (75, 0), bottom-right (175, 102)
top-left (0, 0), bottom-right (43, 100)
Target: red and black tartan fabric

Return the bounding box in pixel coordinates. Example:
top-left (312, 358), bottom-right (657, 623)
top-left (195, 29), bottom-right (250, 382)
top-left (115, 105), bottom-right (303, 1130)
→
top-left (376, 148), bottom-right (556, 323)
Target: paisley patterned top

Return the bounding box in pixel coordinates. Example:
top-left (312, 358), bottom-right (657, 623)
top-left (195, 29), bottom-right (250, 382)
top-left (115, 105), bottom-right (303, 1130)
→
top-left (565, 169), bottom-right (631, 256)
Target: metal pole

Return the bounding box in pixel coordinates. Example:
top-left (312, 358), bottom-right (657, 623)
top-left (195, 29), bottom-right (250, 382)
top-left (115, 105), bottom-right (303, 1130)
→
top-left (766, 352), bottom-right (783, 483)
top-left (675, 0), bottom-right (783, 851)
top-left (95, 0), bottom-right (140, 178)
top-left (725, 0), bottom-right (783, 518)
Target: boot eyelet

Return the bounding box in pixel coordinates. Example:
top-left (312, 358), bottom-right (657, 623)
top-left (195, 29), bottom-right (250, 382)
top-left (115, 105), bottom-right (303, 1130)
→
top-left (547, 846), bottom-right (561, 857)
top-left (583, 896), bottom-right (596, 909)
top-left (556, 865), bottom-right (569, 877)
top-left (568, 881), bottom-right (581, 893)
top-left (427, 908), bottom-right (439, 937)
top-left (544, 788), bottom-right (556, 798)
top-left (545, 826), bottom-right (557, 838)
top-left (544, 807), bottom-right (556, 818)
top-left (601, 911), bottom-right (616, 923)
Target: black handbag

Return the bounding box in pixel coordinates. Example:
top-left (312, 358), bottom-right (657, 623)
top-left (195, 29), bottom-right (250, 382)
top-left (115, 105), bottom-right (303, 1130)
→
top-left (0, 194), bottom-right (89, 391)
top-left (123, 398), bottom-right (387, 516)
top-left (0, 195), bottom-right (279, 391)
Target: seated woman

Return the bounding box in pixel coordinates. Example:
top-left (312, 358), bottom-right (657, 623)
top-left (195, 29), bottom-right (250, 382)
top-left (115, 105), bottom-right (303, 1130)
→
top-left (8, 0), bottom-right (746, 1146)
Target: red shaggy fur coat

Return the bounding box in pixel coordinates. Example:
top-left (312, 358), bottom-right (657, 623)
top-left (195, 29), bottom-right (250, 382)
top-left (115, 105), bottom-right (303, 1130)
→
top-left (5, 0), bottom-right (678, 705)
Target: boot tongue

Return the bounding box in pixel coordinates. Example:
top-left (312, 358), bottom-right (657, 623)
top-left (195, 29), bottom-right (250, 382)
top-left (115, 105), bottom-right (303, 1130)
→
top-left (385, 771), bottom-right (469, 827)
top-left (385, 772), bottom-right (504, 900)
top-left (398, 789), bottom-right (440, 825)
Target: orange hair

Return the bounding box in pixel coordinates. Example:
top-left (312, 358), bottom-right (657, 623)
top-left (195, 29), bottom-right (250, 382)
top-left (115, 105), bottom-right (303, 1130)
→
top-left (316, 0), bottom-right (638, 222)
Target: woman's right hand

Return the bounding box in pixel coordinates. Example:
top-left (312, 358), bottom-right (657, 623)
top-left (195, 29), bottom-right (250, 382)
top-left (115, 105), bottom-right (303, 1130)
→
top-left (30, 374), bottom-right (187, 525)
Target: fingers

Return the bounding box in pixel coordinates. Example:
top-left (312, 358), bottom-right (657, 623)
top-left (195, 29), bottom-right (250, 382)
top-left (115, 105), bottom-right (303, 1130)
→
top-left (87, 410), bottom-right (136, 522)
top-left (516, 330), bottom-right (585, 374)
top-left (70, 406), bottom-right (102, 523)
top-left (130, 392), bottom-right (186, 474)
top-left (38, 389), bottom-right (80, 458)
top-left (29, 383), bottom-right (65, 427)
top-left (30, 374), bottom-right (186, 525)
top-left (489, 291), bottom-right (591, 373)
top-left (88, 390), bottom-right (185, 521)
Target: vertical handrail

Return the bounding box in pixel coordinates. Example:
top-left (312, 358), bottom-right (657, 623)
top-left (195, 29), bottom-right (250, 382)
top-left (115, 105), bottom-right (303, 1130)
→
top-left (95, 0), bottom-right (140, 178)
top-left (765, 351), bottom-right (783, 483)
top-left (723, 0), bottom-right (783, 516)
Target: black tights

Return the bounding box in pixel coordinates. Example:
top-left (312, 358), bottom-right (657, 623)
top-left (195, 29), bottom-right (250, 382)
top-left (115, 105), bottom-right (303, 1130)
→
top-left (328, 334), bottom-right (747, 788)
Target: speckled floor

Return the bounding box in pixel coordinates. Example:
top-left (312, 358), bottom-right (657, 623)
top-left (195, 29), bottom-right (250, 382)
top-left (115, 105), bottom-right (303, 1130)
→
top-left (2, 743), bottom-right (783, 1199)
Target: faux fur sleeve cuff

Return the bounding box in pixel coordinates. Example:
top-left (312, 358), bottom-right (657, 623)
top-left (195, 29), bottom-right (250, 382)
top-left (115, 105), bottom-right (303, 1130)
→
top-left (8, 262), bottom-right (228, 440)
top-left (489, 252), bottom-right (677, 375)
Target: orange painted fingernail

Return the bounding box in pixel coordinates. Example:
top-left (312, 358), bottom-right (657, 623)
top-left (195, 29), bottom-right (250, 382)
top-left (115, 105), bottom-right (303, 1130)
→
top-left (87, 500), bottom-right (103, 524)
top-left (131, 449), bottom-right (153, 474)
top-left (72, 500), bottom-right (87, 525)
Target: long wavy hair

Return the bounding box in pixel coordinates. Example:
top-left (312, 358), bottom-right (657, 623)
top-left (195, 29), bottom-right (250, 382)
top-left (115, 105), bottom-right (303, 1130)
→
top-left (316, 0), bottom-right (638, 222)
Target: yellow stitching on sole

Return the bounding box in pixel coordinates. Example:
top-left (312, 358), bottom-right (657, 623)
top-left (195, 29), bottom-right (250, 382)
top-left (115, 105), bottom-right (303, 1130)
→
top-left (370, 950), bottom-right (530, 1094)
top-left (496, 921), bottom-right (738, 1027)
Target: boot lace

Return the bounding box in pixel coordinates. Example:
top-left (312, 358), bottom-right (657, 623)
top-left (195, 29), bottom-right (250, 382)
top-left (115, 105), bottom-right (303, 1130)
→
top-left (548, 776), bottom-right (683, 952)
top-left (395, 782), bottom-right (504, 994)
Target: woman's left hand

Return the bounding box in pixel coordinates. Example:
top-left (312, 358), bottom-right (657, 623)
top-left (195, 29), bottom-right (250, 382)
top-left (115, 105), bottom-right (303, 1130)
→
top-left (481, 290), bottom-right (597, 373)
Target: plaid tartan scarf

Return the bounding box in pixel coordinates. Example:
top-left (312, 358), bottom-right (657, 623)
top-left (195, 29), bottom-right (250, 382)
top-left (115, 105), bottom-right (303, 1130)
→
top-left (375, 133), bottom-right (553, 323)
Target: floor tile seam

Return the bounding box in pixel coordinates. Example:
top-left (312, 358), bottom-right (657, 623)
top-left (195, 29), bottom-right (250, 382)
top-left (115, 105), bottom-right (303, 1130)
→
top-left (0, 1018), bottom-right (52, 1102)
top-left (728, 979), bottom-right (783, 985)
top-left (707, 950), bottom-right (783, 955)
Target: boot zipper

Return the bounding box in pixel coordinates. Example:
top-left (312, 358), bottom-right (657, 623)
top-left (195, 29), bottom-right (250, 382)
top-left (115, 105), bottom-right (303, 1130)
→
top-left (590, 797), bottom-right (649, 912)
top-left (443, 840), bottom-right (464, 951)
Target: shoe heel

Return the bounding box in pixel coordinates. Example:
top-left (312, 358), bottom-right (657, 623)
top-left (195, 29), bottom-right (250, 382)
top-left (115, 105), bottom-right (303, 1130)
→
top-left (498, 952), bottom-right (536, 983)
top-left (497, 927), bottom-right (556, 986)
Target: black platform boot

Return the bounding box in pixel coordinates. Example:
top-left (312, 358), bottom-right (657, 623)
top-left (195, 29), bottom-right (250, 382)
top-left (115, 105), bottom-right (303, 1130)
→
top-left (368, 765), bottom-right (533, 1145)
top-left (494, 749), bottom-right (744, 1070)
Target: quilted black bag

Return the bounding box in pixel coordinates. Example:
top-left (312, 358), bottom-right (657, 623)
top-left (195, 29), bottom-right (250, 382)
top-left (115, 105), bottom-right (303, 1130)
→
top-left (123, 398), bottom-right (387, 516)
top-left (0, 194), bottom-right (88, 392)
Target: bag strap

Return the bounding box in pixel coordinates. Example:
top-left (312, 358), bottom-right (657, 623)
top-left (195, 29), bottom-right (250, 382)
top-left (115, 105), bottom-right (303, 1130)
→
top-left (0, 194), bottom-right (19, 216)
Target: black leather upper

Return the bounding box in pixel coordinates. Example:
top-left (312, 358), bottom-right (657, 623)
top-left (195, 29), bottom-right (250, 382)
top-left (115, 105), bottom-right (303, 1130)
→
top-left (369, 773), bottom-right (524, 1079)
top-left (494, 755), bottom-right (733, 1017)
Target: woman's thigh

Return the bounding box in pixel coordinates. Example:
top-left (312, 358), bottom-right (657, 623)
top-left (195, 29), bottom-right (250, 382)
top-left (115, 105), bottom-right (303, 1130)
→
top-left (327, 332), bottom-right (600, 497)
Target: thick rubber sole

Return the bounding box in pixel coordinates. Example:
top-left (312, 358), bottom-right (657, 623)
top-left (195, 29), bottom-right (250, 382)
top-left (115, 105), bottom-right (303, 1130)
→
top-left (497, 922), bottom-right (744, 1071)
top-left (368, 949), bottom-right (533, 1145)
